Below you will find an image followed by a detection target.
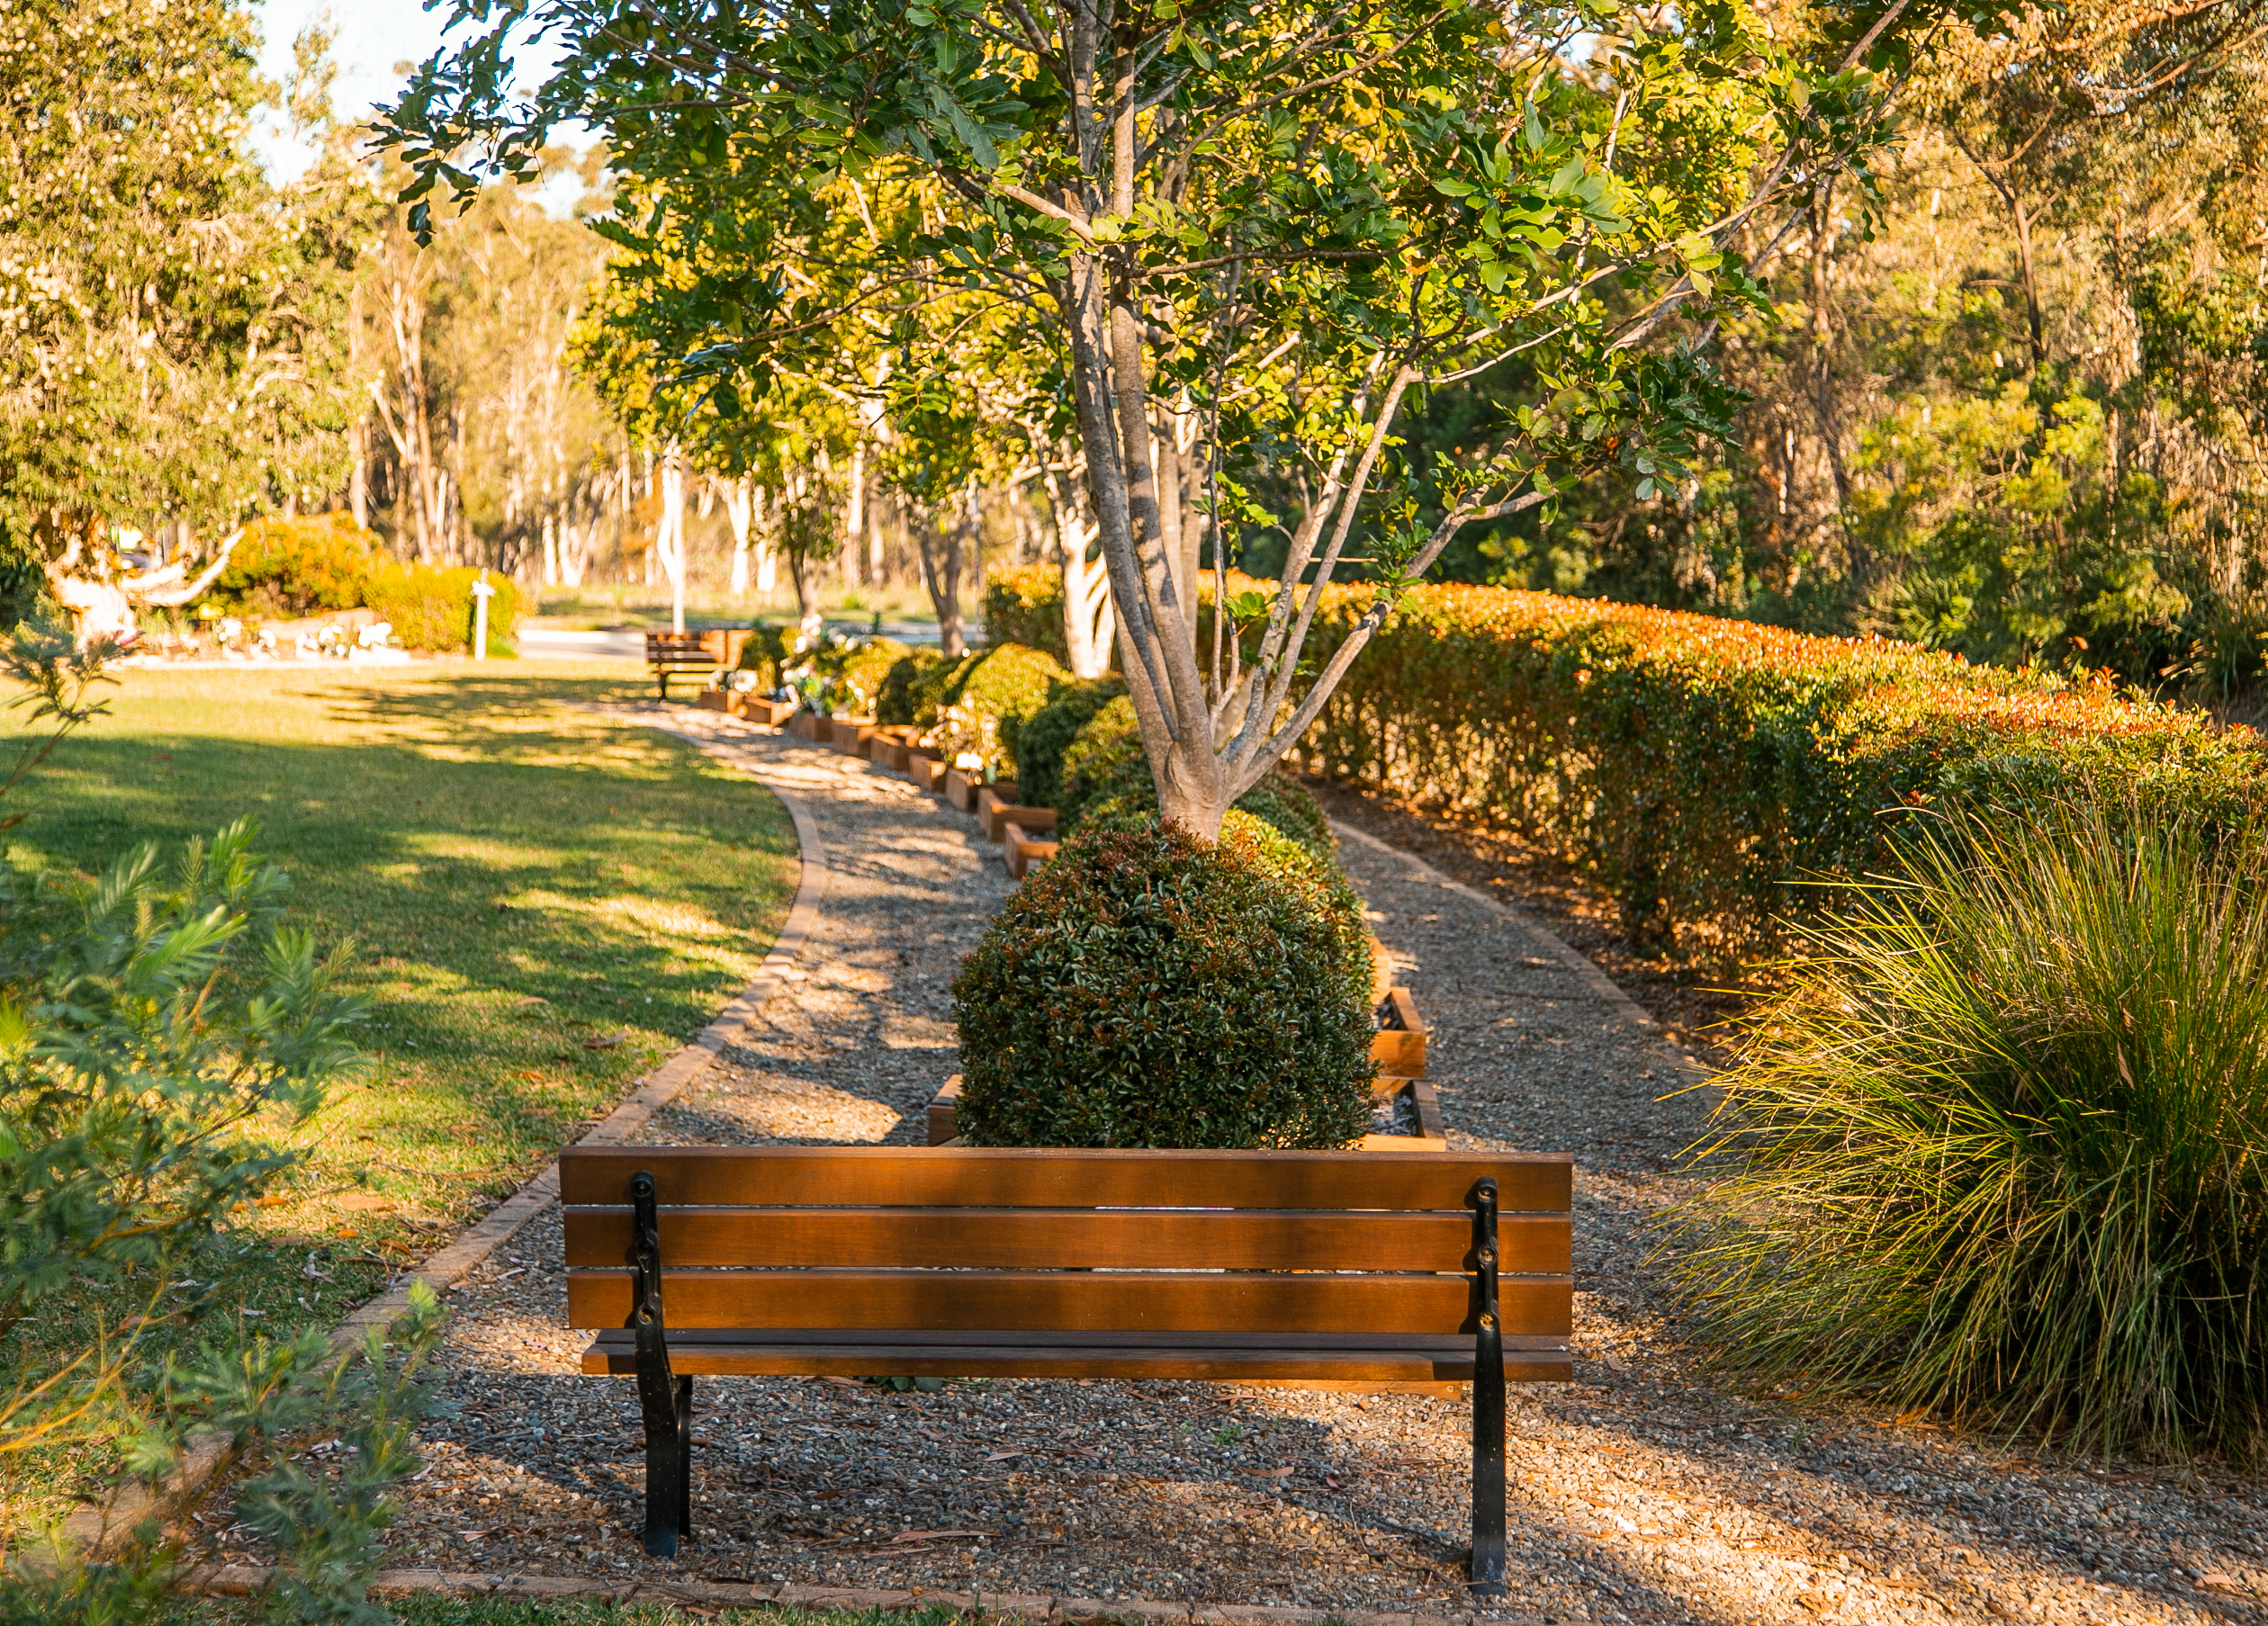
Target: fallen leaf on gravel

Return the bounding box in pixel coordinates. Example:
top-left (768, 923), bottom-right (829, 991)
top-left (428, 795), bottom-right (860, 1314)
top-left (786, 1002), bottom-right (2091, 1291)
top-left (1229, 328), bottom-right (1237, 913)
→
top-left (891, 1530), bottom-right (988, 1543)
top-left (581, 1029), bottom-right (629, 1049)
top-left (1246, 1465), bottom-right (1294, 1479)
top-left (2200, 1572), bottom-right (2246, 1591)
top-left (1325, 1476), bottom-right (1343, 1489)
top-left (986, 1450), bottom-right (1023, 1460)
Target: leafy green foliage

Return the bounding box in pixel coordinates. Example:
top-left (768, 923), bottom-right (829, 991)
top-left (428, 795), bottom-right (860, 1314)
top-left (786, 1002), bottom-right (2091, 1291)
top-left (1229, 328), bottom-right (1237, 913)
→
top-left (361, 565), bottom-right (521, 655)
top-left (922, 643), bottom-right (1068, 777)
top-left (212, 517), bottom-right (381, 618)
top-left (875, 648), bottom-right (948, 726)
top-left (1296, 578), bottom-right (2267, 957)
top-left (0, 0), bottom-right (371, 556)
top-left (1671, 801), bottom-right (2268, 1461)
top-left (826, 637), bottom-right (913, 716)
top-left (980, 566), bottom-right (1073, 667)
top-left (1004, 677), bottom-right (1127, 813)
top-left (1054, 696), bottom-right (1336, 865)
top-left (952, 815), bottom-right (1375, 1149)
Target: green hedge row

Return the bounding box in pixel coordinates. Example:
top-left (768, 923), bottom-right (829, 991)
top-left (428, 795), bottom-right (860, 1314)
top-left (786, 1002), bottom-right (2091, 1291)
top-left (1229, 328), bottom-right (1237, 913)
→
top-left (214, 515), bottom-right (520, 654)
top-left (1292, 582), bottom-right (2268, 955)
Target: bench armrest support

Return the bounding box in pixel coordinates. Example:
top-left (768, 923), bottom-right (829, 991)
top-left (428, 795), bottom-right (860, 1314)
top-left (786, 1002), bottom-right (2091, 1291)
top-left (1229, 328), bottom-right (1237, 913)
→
top-left (1471, 1177), bottom-right (1507, 1596)
top-left (632, 1171), bottom-right (694, 1557)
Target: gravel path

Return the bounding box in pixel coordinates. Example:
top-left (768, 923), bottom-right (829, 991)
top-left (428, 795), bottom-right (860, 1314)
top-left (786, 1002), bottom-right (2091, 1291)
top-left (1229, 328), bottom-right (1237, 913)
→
top-left (200, 715), bottom-right (2265, 1626)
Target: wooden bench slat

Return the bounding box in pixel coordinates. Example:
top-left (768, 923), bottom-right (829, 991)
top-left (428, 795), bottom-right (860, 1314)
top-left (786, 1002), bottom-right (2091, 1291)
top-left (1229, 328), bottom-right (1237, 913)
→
top-left (566, 1267), bottom-right (1571, 1335)
top-left (579, 1335), bottom-right (1571, 1383)
top-left (562, 1206), bottom-right (1569, 1274)
top-left (580, 1326), bottom-right (1562, 1352)
top-left (559, 1145), bottom-right (1571, 1212)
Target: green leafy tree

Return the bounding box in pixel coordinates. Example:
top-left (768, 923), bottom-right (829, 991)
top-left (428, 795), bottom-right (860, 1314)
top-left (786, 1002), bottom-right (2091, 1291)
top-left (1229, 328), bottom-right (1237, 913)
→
top-left (387, 0), bottom-right (1992, 836)
top-left (0, 1), bottom-right (374, 594)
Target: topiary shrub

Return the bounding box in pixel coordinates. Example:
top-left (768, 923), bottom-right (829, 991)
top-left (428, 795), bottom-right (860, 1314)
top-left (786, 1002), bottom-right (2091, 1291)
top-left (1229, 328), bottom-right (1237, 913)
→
top-left (212, 513), bottom-right (375, 616)
top-left (1054, 696), bottom-right (1336, 863)
top-left (738, 624), bottom-right (792, 691)
top-left (979, 562), bottom-right (1070, 664)
top-left (928, 642), bottom-right (1068, 776)
top-left (362, 564), bottom-right (520, 654)
top-left (877, 648), bottom-right (947, 724)
top-left (832, 636), bottom-right (912, 714)
top-left (1006, 676), bottom-right (1127, 811)
top-left (952, 813), bottom-right (1377, 1148)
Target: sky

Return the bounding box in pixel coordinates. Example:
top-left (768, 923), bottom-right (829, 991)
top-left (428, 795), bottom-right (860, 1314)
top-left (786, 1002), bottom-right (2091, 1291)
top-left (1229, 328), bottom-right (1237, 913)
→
top-left (248, 0), bottom-right (592, 211)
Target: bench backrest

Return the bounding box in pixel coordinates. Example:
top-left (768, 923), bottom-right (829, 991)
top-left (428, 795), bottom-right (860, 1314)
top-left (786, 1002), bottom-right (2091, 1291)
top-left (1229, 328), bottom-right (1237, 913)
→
top-left (645, 631), bottom-right (746, 661)
top-left (559, 1145), bottom-right (1572, 1342)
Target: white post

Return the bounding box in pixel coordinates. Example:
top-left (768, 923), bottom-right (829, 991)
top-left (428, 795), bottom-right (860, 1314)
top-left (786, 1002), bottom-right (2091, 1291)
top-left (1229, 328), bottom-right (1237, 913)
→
top-left (471, 570), bottom-right (497, 659)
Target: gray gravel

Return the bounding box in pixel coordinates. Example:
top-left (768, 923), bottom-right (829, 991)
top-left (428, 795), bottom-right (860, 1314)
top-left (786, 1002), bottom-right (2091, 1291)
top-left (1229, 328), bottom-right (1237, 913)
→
top-left (188, 720), bottom-right (2268, 1624)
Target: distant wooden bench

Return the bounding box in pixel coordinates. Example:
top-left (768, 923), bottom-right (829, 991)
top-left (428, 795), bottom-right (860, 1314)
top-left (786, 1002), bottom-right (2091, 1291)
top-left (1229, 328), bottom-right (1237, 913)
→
top-left (559, 1144), bottom-right (1573, 1594)
top-left (644, 630), bottom-right (751, 699)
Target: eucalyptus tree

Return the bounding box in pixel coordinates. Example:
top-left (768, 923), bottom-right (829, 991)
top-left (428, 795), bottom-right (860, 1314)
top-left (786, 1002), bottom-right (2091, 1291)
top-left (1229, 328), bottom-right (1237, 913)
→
top-left (389, 0), bottom-right (1984, 835)
top-left (0, 1), bottom-right (370, 589)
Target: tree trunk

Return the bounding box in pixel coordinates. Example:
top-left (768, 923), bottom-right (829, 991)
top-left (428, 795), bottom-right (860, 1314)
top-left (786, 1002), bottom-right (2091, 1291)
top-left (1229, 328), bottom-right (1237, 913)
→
top-left (1050, 465), bottom-right (1115, 679)
top-left (657, 443), bottom-right (687, 633)
top-left (726, 475), bottom-right (753, 597)
top-left (915, 509), bottom-right (966, 658)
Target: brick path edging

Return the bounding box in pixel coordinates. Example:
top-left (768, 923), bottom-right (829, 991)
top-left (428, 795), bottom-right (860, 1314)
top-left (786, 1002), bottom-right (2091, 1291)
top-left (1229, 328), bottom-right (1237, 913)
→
top-left (62, 714), bottom-right (831, 1559)
top-left (187, 1561), bottom-right (1546, 1626)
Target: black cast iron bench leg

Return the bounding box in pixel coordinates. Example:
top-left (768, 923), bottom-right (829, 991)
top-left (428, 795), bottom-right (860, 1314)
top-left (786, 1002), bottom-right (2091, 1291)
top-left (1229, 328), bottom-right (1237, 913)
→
top-left (1471, 1177), bottom-right (1508, 1596)
top-left (632, 1170), bottom-right (694, 1557)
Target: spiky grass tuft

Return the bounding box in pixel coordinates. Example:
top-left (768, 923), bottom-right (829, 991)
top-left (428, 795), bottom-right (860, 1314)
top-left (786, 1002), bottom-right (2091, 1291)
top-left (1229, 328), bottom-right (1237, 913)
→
top-left (1670, 800), bottom-right (2268, 1460)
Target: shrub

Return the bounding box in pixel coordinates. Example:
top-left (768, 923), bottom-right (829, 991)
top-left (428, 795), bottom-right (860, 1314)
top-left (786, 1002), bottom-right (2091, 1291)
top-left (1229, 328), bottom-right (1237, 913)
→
top-left (952, 813), bottom-right (1376, 1148)
top-left (1670, 799), bottom-right (2268, 1460)
top-left (877, 647), bottom-right (948, 725)
top-left (1293, 579), bottom-right (2268, 956)
top-left (1006, 676), bottom-right (1127, 812)
top-left (981, 561), bottom-right (1071, 664)
top-left (926, 643), bottom-right (1069, 776)
top-left (1055, 696), bottom-right (1336, 863)
top-left (830, 636), bottom-right (912, 714)
top-left (362, 564), bottom-right (521, 654)
top-left (737, 624), bottom-right (792, 691)
top-left (211, 513), bottom-right (374, 616)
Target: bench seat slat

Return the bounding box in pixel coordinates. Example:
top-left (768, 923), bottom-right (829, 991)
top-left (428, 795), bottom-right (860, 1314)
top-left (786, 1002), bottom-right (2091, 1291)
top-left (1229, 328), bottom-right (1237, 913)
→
top-left (578, 1333), bottom-right (1571, 1384)
top-left (563, 1207), bottom-right (1569, 1274)
top-left (560, 1145), bottom-right (1571, 1211)
top-left (567, 1267), bottom-right (1571, 1336)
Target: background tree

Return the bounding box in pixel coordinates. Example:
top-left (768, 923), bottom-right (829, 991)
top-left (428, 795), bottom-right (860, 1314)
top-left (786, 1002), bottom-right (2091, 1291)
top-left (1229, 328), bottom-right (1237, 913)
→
top-left (0, 0), bottom-right (373, 611)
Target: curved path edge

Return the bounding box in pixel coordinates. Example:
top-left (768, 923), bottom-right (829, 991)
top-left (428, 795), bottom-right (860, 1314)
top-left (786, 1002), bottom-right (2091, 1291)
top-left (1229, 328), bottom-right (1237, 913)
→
top-left (187, 1559), bottom-right (1534, 1626)
top-left (64, 715), bottom-right (830, 1559)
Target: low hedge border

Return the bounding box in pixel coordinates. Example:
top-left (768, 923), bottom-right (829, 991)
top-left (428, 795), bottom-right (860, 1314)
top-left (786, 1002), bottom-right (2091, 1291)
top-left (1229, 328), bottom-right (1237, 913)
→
top-left (983, 566), bottom-right (2266, 957)
top-left (1290, 582), bottom-right (2268, 956)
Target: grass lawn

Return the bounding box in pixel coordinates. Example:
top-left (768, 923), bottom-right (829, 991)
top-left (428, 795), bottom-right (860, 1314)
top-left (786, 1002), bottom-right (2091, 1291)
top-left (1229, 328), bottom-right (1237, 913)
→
top-left (1, 660), bottom-right (799, 1521)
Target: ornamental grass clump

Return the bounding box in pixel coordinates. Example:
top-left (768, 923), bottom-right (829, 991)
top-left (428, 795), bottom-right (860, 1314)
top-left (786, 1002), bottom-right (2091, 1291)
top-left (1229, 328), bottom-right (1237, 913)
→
top-left (1670, 800), bottom-right (2268, 1461)
top-left (952, 815), bottom-right (1376, 1148)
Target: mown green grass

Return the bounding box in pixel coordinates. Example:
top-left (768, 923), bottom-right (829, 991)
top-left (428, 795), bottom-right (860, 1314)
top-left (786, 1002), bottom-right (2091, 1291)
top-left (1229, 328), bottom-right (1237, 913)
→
top-left (2, 661), bottom-right (799, 1520)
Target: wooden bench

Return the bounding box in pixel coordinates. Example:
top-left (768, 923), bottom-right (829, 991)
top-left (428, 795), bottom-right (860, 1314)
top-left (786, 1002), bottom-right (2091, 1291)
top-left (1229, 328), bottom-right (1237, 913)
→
top-left (644, 630), bottom-right (751, 699)
top-left (559, 1144), bottom-right (1572, 1593)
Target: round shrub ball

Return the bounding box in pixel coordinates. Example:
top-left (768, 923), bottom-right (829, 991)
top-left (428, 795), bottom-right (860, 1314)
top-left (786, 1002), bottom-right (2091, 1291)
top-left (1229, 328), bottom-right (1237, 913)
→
top-left (951, 813), bottom-right (1379, 1148)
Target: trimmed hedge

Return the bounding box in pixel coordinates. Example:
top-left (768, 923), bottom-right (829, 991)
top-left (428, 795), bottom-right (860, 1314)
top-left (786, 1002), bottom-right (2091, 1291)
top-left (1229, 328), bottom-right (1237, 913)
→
top-left (1006, 677), bottom-right (1127, 812)
top-left (981, 563), bottom-right (1071, 665)
top-left (1055, 696), bottom-right (1336, 866)
top-left (951, 813), bottom-right (1376, 1149)
top-left (831, 637), bottom-right (912, 714)
top-left (212, 514), bottom-right (374, 615)
top-left (914, 644), bottom-right (1069, 776)
top-left (362, 564), bottom-right (521, 655)
top-left (1293, 582), bottom-right (2268, 954)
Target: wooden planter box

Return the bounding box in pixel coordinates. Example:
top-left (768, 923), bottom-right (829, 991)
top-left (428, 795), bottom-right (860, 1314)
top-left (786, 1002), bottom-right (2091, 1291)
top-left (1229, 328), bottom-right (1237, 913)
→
top-left (1005, 825), bottom-right (1058, 878)
top-left (942, 767), bottom-right (990, 813)
top-left (926, 1062), bottom-right (1444, 1150)
top-left (976, 784), bottom-right (1047, 842)
top-left (1374, 985), bottom-right (1428, 1078)
top-left (790, 710), bottom-right (824, 741)
top-left (695, 688), bottom-right (745, 716)
top-left (696, 691), bottom-right (797, 725)
top-left (904, 750), bottom-right (948, 793)
top-left (865, 727), bottom-right (920, 769)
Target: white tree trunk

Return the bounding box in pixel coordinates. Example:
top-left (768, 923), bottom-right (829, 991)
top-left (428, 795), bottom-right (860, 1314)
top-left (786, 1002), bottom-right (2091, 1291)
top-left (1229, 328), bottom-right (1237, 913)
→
top-left (726, 474), bottom-right (753, 597)
top-left (754, 484), bottom-right (778, 593)
top-left (657, 443), bottom-right (688, 633)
